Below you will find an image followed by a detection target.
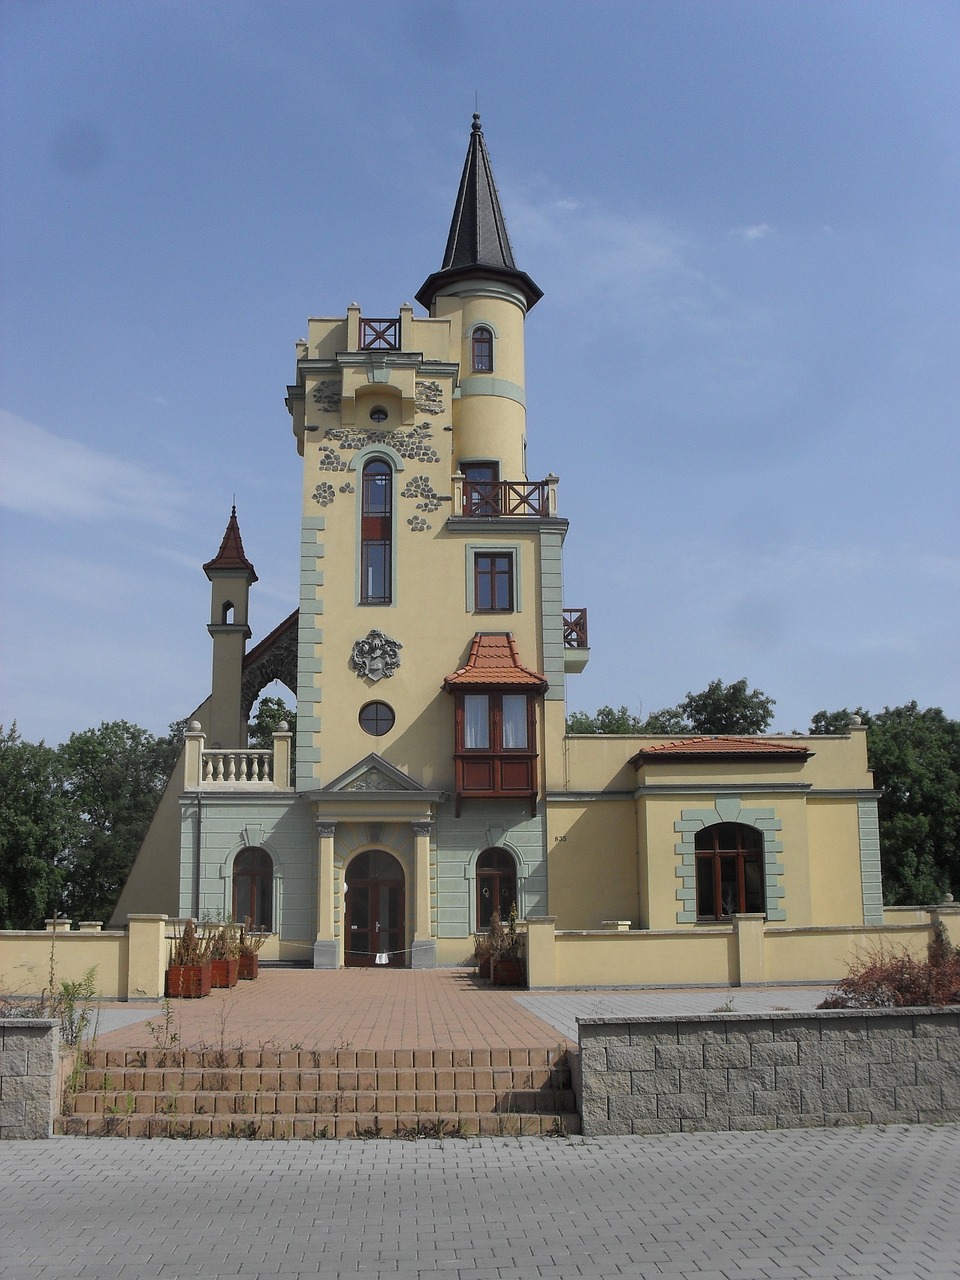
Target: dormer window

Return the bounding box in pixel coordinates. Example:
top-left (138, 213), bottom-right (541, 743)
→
top-left (472, 326), bottom-right (493, 372)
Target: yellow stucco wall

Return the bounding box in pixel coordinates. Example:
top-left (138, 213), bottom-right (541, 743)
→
top-left (545, 800), bottom-right (639, 929)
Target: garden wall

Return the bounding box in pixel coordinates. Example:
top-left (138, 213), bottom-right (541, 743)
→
top-left (578, 1007), bottom-right (960, 1136)
top-left (0, 1020), bottom-right (58, 1139)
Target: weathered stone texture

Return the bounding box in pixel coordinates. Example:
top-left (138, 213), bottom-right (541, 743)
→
top-left (0, 1020), bottom-right (58, 1140)
top-left (579, 1008), bottom-right (960, 1136)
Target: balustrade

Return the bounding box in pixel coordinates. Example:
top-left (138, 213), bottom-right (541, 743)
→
top-left (201, 750), bottom-right (274, 785)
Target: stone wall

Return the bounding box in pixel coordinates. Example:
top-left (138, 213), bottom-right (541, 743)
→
top-left (0, 1020), bottom-right (58, 1139)
top-left (579, 1008), bottom-right (960, 1136)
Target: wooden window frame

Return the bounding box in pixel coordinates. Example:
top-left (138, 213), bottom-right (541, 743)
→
top-left (474, 552), bottom-right (514, 612)
top-left (452, 689), bottom-right (538, 816)
top-left (360, 459), bottom-right (393, 605)
top-left (472, 326), bottom-right (494, 372)
top-left (694, 823), bottom-right (766, 920)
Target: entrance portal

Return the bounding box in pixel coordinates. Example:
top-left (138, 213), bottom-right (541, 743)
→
top-left (344, 850), bottom-right (406, 968)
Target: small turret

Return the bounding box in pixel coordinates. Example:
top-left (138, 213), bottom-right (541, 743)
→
top-left (203, 507), bottom-right (257, 748)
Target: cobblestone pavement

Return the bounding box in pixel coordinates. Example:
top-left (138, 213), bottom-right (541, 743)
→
top-left (3, 1126), bottom-right (959, 1279)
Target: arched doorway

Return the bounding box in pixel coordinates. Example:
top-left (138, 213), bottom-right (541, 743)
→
top-left (232, 847), bottom-right (273, 931)
top-left (344, 850), bottom-right (405, 967)
top-left (476, 847), bottom-right (518, 930)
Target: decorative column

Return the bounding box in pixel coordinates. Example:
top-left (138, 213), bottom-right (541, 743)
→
top-left (314, 821), bottom-right (338, 969)
top-left (410, 821), bottom-right (436, 969)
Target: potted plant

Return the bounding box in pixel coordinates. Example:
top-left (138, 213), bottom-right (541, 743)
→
top-left (238, 922), bottom-right (268, 980)
top-left (491, 906), bottom-right (526, 987)
top-left (473, 929), bottom-right (493, 980)
top-left (166, 920), bottom-right (213, 998)
top-left (207, 919), bottom-right (241, 988)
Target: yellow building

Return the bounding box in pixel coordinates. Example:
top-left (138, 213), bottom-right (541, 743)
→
top-left (114, 117), bottom-right (882, 974)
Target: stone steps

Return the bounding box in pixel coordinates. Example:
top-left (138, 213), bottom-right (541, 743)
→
top-left (56, 1045), bottom-right (580, 1139)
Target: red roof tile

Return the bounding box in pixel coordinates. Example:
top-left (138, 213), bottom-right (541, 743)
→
top-left (443, 633), bottom-right (547, 691)
top-left (203, 506), bottom-right (258, 580)
top-left (631, 736), bottom-right (812, 765)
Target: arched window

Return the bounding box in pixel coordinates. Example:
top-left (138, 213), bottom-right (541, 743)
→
top-left (694, 823), bottom-right (765, 920)
top-left (476, 847), bottom-right (517, 930)
top-left (360, 459), bottom-right (392, 604)
top-left (472, 326), bottom-right (493, 372)
top-left (232, 847), bottom-right (273, 931)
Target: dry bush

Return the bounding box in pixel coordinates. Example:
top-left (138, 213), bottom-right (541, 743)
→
top-left (819, 923), bottom-right (960, 1009)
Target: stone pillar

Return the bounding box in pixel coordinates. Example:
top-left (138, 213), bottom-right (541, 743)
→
top-left (525, 915), bottom-right (557, 989)
top-left (410, 821), bottom-right (436, 969)
top-left (126, 914), bottom-right (168, 1000)
top-left (930, 897), bottom-right (960, 948)
top-left (734, 914), bottom-right (766, 985)
top-left (183, 721), bottom-right (205, 787)
top-left (271, 724), bottom-right (293, 788)
top-left (314, 821), bottom-right (338, 969)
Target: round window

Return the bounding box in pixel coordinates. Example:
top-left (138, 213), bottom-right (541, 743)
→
top-left (369, 406), bottom-right (388, 423)
top-left (359, 701), bottom-right (395, 736)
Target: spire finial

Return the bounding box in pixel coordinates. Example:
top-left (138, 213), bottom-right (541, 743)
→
top-left (472, 112), bottom-right (482, 133)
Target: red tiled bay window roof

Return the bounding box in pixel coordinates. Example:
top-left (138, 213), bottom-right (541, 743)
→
top-left (443, 633), bottom-right (547, 691)
top-left (631, 736), bottom-right (812, 766)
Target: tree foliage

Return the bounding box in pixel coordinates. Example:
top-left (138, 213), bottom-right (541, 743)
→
top-left (0, 719), bottom-right (182, 928)
top-left (567, 678), bottom-right (775, 736)
top-left (808, 702), bottom-right (960, 904)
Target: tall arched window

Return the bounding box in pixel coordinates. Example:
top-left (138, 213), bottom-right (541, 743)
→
top-left (360, 459), bottom-right (392, 604)
top-left (232, 847), bottom-right (273, 931)
top-left (472, 326), bottom-right (493, 372)
top-left (476, 847), bottom-right (518, 930)
top-left (694, 823), bottom-right (765, 920)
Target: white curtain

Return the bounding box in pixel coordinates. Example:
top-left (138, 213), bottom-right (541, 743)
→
top-left (501, 695), bottom-right (527, 749)
top-left (464, 695), bottom-right (489, 749)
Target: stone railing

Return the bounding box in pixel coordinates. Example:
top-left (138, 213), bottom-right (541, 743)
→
top-left (0, 1020), bottom-right (58, 1139)
top-left (182, 722), bottom-right (293, 789)
top-left (578, 1007), bottom-right (960, 1136)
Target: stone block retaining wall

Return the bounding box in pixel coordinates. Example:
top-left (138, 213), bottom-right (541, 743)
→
top-left (0, 1020), bottom-right (58, 1139)
top-left (579, 1008), bottom-right (960, 1136)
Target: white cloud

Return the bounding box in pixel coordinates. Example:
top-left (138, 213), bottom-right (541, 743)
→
top-left (734, 223), bottom-right (773, 240)
top-left (0, 410), bottom-right (187, 527)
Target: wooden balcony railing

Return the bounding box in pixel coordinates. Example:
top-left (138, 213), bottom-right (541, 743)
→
top-left (359, 316), bottom-right (400, 351)
top-left (460, 479), bottom-right (554, 517)
top-left (563, 608), bottom-right (588, 649)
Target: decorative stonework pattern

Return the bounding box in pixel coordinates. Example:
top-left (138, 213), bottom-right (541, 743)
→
top-left (316, 446), bottom-right (348, 472)
top-left (407, 515), bottom-right (430, 532)
top-left (241, 620), bottom-right (298, 719)
top-left (401, 475), bottom-right (445, 513)
top-left (312, 483), bottom-right (336, 507)
top-left (674, 797), bottom-right (786, 923)
top-left (351, 630), bottom-right (402, 681)
top-left (415, 380), bottom-right (443, 414)
top-left (312, 380), bottom-right (342, 412)
top-left (324, 423), bottom-right (441, 464)
top-left (343, 767), bottom-right (396, 792)
top-left (339, 482), bottom-right (355, 494)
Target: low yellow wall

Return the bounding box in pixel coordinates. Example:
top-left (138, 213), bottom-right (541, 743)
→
top-left (553, 929), bottom-right (738, 987)
top-left (0, 930), bottom-right (130, 1000)
top-left (761, 924), bottom-right (932, 983)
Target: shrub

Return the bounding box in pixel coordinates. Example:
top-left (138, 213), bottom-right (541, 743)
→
top-left (818, 923), bottom-right (960, 1009)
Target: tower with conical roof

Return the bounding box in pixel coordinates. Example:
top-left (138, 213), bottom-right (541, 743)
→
top-left (203, 505), bottom-right (257, 749)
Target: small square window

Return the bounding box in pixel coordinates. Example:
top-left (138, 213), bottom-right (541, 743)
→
top-left (475, 553), bottom-right (513, 611)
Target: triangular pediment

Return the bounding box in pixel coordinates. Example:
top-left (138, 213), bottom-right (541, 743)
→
top-left (322, 754), bottom-right (426, 794)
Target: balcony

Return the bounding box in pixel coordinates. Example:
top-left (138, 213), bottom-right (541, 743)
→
top-left (358, 316), bottom-right (400, 351)
top-left (454, 475), bottom-right (558, 518)
top-left (563, 607), bottom-right (590, 674)
top-left (182, 724), bottom-right (293, 790)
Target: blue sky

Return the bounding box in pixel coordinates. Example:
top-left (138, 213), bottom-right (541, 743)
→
top-left (2, 0), bottom-right (958, 745)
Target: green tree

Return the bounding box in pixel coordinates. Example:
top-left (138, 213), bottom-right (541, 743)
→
top-left (58, 720), bottom-right (181, 923)
top-left (679, 678), bottom-right (774, 735)
top-left (0, 725), bottom-right (71, 929)
top-left (248, 695), bottom-right (296, 777)
top-left (566, 705), bottom-right (645, 735)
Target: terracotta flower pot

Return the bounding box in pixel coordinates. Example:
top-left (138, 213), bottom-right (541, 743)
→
top-left (238, 954), bottom-right (259, 981)
top-left (210, 958), bottom-right (239, 988)
top-left (166, 962), bottom-right (212, 998)
top-left (492, 958), bottom-right (526, 987)
top-left (476, 953), bottom-right (492, 980)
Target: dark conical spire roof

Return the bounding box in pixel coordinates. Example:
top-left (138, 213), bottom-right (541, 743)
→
top-left (416, 115), bottom-right (542, 312)
top-left (203, 506), bottom-right (258, 581)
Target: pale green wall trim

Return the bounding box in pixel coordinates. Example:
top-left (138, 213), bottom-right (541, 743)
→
top-left (346, 444), bottom-right (406, 473)
top-left (464, 542), bottom-right (522, 613)
top-left (673, 797), bottom-right (786, 924)
top-left (858, 798), bottom-right (884, 925)
top-left (434, 799), bottom-right (546, 938)
top-left (457, 376), bottom-right (525, 407)
top-left (297, 514), bottom-right (325, 790)
top-left (539, 528), bottom-right (566, 701)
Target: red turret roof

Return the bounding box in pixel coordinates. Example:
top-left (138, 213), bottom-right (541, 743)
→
top-left (203, 506), bottom-right (258, 581)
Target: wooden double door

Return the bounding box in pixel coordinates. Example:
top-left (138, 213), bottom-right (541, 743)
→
top-left (344, 850), bottom-right (406, 968)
